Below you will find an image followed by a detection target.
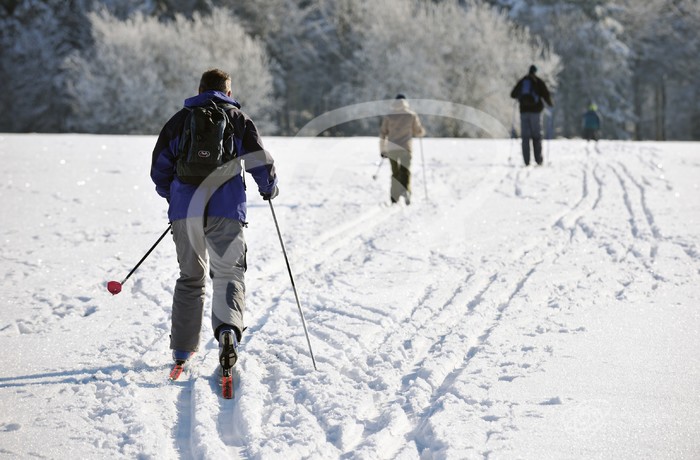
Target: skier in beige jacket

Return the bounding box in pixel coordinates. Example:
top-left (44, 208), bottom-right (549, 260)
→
top-left (380, 94), bottom-right (425, 205)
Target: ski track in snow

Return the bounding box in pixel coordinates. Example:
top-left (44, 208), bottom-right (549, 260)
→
top-left (0, 135), bottom-right (699, 459)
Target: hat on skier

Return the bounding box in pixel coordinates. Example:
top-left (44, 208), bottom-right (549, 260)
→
top-left (395, 93), bottom-right (406, 100)
top-left (529, 65), bottom-right (537, 75)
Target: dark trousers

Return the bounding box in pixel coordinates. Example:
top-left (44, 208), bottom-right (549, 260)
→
top-left (521, 112), bottom-right (543, 165)
top-left (388, 150), bottom-right (412, 202)
top-left (583, 128), bottom-right (599, 141)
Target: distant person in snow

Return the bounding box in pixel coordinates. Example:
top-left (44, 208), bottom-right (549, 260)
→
top-left (379, 94), bottom-right (425, 205)
top-left (582, 102), bottom-right (602, 142)
top-left (510, 65), bottom-right (553, 166)
top-left (150, 68), bottom-right (278, 377)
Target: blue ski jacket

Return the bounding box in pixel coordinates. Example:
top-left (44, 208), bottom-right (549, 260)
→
top-left (150, 91), bottom-right (277, 223)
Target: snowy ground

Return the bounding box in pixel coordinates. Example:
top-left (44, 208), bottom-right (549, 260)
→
top-left (0, 134), bottom-right (698, 459)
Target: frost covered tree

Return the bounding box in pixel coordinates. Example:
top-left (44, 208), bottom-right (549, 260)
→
top-left (3, 0), bottom-right (695, 138)
top-left (0, 0), bottom-right (94, 132)
top-left (229, 0), bottom-right (365, 134)
top-left (616, 0), bottom-right (700, 140)
top-left (496, 0), bottom-right (633, 139)
top-left (64, 7), bottom-right (276, 134)
top-left (339, 0), bottom-right (560, 137)
top-left (486, 0), bottom-right (699, 140)
top-left (231, 0), bottom-right (559, 137)
top-left (0, 0), bottom-right (210, 133)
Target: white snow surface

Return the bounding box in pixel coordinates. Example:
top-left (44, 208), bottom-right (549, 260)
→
top-left (0, 134), bottom-right (698, 459)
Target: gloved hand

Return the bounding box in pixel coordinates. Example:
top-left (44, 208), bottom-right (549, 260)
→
top-left (380, 151), bottom-right (388, 158)
top-left (261, 185), bottom-right (279, 201)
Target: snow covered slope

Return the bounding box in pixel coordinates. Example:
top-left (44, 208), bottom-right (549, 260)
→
top-left (0, 135), bottom-right (698, 459)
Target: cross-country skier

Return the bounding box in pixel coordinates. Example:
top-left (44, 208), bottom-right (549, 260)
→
top-left (150, 68), bottom-right (278, 378)
top-left (510, 65), bottom-right (554, 166)
top-left (582, 102), bottom-right (602, 142)
top-left (379, 94), bottom-right (425, 204)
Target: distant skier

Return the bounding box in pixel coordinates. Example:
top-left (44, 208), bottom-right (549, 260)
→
top-left (582, 102), bottom-right (602, 142)
top-left (150, 69), bottom-right (278, 379)
top-left (510, 65), bottom-right (554, 166)
top-left (379, 94), bottom-right (425, 205)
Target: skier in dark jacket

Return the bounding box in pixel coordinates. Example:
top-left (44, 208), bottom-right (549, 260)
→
top-left (582, 103), bottom-right (602, 142)
top-left (150, 68), bottom-right (278, 373)
top-left (510, 65), bottom-right (553, 166)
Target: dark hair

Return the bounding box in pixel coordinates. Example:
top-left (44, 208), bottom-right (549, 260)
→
top-left (199, 69), bottom-right (231, 92)
top-left (528, 65), bottom-right (537, 75)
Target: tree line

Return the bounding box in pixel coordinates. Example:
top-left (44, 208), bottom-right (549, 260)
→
top-left (1, 0), bottom-right (697, 140)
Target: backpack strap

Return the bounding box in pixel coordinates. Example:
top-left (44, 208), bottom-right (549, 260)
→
top-left (216, 103), bottom-right (239, 156)
top-left (215, 103), bottom-right (246, 191)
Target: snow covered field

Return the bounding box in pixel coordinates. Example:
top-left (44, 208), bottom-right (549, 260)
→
top-left (0, 134), bottom-right (698, 459)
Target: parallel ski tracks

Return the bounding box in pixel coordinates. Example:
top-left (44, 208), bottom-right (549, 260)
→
top-left (331, 144), bottom-right (676, 456)
top-left (303, 162), bottom-right (579, 456)
top-left (221, 162), bottom-right (515, 456)
top-left (132, 141), bottom-right (697, 459)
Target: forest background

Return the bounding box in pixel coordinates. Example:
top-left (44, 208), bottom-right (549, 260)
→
top-left (1, 0), bottom-right (698, 140)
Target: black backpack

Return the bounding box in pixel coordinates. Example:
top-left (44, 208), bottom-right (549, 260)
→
top-left (519, 77), bottom-right (540, 106)
top-left (176, 101), bottom-right (238, 185)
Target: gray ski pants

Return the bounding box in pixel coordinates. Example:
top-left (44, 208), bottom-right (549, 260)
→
top-left (520, 111), bottom-right (543, 165)
top-left (170, 217), bottom-right (246, 352)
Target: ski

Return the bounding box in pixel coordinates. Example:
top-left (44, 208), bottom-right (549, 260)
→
top-left (169, 351), bottom-right (195, 381)
top-left (169, 359), bottom-right (233, 399)
top-left (169, 361), bottom-right (187, 381)
top-left (221, 367), bottom-right (234, 399)
top-left (218, 329), bottom-right (237, 399)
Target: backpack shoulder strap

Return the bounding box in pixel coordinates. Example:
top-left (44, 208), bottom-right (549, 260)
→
top-left (177, 107), bottom-right (195, 156)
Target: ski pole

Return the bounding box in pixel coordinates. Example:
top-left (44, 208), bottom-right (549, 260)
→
top-left (268, 200), bottom-right (318, 371)
top-left (419, 137), bottom-right (428, 200)
top-left (107, 224), bottom-right (172, 295)
top-left (372, 157), bottom-right (385, 180)
top-left (547, 108), bottom-right (554, 164)
top-left (509, 101), bottom-right (518, 165)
